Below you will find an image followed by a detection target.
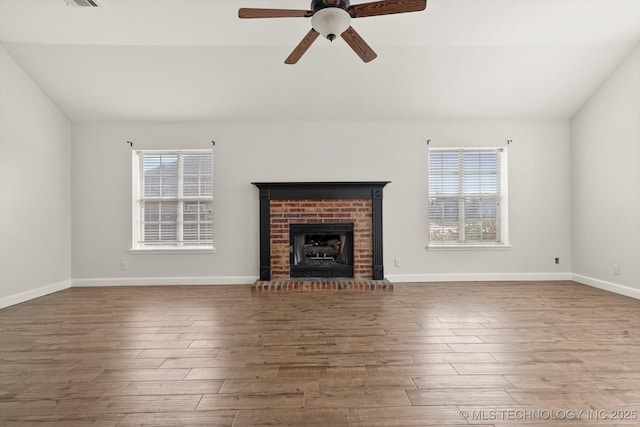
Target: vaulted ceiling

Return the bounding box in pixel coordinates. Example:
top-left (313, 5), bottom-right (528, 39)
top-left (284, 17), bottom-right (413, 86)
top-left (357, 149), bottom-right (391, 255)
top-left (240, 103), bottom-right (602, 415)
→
top-left (1, 0), bottom-right (639, 122)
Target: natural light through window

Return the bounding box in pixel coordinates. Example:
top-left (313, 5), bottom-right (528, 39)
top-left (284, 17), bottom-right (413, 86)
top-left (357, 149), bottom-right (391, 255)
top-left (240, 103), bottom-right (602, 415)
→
top-left (132, 150), bottom-right (213, 251)
top-left (428, 148), bottom-right (508, 249)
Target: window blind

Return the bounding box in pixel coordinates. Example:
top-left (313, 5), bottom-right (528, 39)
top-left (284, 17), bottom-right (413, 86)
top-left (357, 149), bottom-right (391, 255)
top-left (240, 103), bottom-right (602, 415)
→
top-left (429, 149), bottom-right (503, 244)
top-left (135, 150), bottom-right (213, 248)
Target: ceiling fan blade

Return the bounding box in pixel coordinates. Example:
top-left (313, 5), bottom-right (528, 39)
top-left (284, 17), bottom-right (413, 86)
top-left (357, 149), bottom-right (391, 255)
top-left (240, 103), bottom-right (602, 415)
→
top-left (348, 0), bottom-right (427, 18)
top-left (285, 29), bottom-right (320, 64)
top-left (341, 26), bottom-right (377, 63)
top-left (238, 8), bottom-right (313, 19)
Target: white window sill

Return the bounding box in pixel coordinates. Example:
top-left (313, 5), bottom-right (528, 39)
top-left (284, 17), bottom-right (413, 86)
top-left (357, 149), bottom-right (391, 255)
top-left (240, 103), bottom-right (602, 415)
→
top-left (130, 247), bottom-right (216, 255)
top-left (427, 244), bottom-right (512, 251)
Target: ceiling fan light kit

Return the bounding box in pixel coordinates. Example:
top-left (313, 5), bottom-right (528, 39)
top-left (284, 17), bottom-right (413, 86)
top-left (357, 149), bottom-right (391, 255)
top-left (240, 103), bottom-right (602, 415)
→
top-left (239, 0), bottom-right (427, 64)
top-left (312, 8), bottom-right (351, 42)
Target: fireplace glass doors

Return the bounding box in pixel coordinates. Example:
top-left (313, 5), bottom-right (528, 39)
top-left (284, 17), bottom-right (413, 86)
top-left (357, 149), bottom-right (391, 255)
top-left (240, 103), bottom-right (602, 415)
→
top-left (290, 223), bottom-right (354, 278)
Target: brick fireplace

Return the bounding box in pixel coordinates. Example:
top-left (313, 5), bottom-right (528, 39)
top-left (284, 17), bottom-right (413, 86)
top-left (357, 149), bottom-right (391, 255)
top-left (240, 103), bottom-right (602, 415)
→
top-left (252, 182), bottom-right (389, 281)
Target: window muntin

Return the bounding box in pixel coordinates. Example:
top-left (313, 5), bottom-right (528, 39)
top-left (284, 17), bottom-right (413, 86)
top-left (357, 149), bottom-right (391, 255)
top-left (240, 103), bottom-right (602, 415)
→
top-left (429, 148), bottom-right (507, 246)
top-left (133, 150), bottom-right (213, 249)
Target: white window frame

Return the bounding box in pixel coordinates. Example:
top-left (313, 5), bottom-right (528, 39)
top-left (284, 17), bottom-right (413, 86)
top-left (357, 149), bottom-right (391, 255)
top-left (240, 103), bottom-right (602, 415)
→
top-left (427, 147), bottom-right (509, 250)
top-left (131, 149), bottom-right (214, 253)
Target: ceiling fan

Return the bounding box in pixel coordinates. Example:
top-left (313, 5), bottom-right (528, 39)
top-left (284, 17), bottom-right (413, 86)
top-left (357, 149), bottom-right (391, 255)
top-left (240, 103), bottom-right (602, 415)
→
top-left (239, 0), bottom-right (427, 64)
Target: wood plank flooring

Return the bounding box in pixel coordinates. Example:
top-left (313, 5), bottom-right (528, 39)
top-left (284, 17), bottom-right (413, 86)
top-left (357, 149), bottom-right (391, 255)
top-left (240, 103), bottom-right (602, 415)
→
top-left (1, 281), bottom-right (639, 426)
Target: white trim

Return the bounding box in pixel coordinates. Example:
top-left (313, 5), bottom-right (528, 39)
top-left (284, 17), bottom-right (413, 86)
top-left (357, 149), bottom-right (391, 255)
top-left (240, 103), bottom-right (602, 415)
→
top-left (426, 244), bottom-right (512, 251)
top-left (428, 147), bottom-right (509, 246)
top-left (129, 247), bottom-right (216, 255)
top-left (72, 276), bottom-right (257, 287)
top-left (3, 275), bottom-right (637, 305)
top-left (0, 279), bottom-right (72, 309)
top-left (572, 274), bottom-right (640, 300)
top-left (386, 272), bottom-right (572, 283)
top-left (132, 149), bottom-right (214, 250)
top-left (428, 147), bottom-right (506, 152)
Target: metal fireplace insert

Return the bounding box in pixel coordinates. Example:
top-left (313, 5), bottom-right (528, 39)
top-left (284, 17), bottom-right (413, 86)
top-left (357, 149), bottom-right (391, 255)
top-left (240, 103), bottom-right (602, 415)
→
top-left (290, 223), bottom-right (354, 278)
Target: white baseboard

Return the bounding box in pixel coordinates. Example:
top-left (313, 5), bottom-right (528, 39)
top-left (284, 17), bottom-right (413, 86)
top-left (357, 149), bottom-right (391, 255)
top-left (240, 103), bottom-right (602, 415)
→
top-left (0, 279), bottom-right (72, 309)
top-left (72, 276), bottom-right (258, 287)
top-left (572, 274), bottom-right (640, 300)
top-left (4, 274), bottom-right (636, 307)
top-left (386, 272), bottom-right (573, 283)
top-left (384, 273), bottom-right (639, 301)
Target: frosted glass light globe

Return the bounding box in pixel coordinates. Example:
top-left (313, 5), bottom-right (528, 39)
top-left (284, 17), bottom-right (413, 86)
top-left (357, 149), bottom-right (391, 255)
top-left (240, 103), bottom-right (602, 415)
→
top-left (311, 7), bottom-right (351, 41)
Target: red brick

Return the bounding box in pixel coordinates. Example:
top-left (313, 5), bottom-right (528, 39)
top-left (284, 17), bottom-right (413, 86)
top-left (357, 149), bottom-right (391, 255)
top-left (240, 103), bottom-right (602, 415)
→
top-left (267, 198), bottom-right (375, 280)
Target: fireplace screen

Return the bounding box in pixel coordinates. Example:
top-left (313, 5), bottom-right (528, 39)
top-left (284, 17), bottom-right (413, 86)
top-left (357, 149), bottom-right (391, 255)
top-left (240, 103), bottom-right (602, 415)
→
top-left (290, 223), bottom-right (354, 278)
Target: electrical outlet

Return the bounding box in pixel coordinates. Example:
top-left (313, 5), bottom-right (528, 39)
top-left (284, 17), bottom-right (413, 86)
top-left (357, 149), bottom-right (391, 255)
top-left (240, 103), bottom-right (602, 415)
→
top-left (555, 258), bottom-right (560, 264)
top-left (121, 261), bottom-right (128, 271)
top-left (395, 258), bottom-right (401, 268)
top-left (613, 264), bottom-right (620, 275)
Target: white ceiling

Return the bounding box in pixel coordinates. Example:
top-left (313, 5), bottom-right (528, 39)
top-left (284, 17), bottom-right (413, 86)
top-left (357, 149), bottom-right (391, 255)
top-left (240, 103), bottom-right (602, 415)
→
top-left (1, 0), bottom-right (639, 122)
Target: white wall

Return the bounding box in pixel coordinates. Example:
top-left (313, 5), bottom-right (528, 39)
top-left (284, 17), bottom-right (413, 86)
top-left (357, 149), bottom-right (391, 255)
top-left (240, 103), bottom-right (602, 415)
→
top-left (0, 46), bottom-right (72, 307)
top-left (72, 120), bottom-right (571, 285)
top-left (571, 44), bottom-right (640, 298)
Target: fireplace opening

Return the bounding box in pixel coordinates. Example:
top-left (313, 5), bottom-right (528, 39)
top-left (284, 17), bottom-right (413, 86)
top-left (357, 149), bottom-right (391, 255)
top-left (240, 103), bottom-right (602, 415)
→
top-left (290, 223), bottom-right (354, 278)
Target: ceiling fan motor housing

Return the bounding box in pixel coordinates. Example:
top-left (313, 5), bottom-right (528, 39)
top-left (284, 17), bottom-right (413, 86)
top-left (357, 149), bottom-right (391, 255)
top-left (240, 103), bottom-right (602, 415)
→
top-left (312, 0), bottom-right (351, 12)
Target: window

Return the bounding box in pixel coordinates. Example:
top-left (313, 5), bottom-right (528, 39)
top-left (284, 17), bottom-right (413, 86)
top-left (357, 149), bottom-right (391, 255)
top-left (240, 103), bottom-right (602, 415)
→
top-left (132, 150), bottom-right (213, 250)
top-left (428, 148), bottom-right (508, 247)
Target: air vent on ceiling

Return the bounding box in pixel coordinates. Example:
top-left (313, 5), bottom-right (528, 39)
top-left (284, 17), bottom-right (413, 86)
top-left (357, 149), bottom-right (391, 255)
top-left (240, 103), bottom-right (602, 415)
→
top-left (66, 0), bottom-right (101, 7)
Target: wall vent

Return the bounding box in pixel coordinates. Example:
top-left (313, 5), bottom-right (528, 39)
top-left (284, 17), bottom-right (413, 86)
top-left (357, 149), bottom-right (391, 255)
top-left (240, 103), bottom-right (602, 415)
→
top-left (66, 0), bottom-right (101, 7)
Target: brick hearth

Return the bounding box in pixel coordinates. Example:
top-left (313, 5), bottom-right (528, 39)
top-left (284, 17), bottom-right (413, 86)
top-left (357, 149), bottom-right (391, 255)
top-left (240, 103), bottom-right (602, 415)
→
top-left (252, 278), bottom-right (393, 292)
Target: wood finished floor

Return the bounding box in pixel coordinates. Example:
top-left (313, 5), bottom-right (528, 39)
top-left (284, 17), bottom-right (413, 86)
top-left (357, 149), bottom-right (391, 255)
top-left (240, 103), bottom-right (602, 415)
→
top-left (1, 281), bottom-right (639, 426)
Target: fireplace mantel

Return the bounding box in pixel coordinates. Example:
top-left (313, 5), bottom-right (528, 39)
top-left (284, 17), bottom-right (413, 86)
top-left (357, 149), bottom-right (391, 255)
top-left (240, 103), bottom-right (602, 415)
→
top-left (252, 181), bottom-right (390, 281)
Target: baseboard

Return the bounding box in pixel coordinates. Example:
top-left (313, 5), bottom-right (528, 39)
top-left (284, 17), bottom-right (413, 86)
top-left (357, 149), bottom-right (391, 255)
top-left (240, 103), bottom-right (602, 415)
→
top-left (386, 272), bottom-right (573, 283)
top-left (0, 279), bottom-right (72, 309)
top-left (4, 274), bottom-right (635, 306)
top-left (72, 276), bottom-right (258, 287)
top-left (572, 274), bottom-right (640, 300)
